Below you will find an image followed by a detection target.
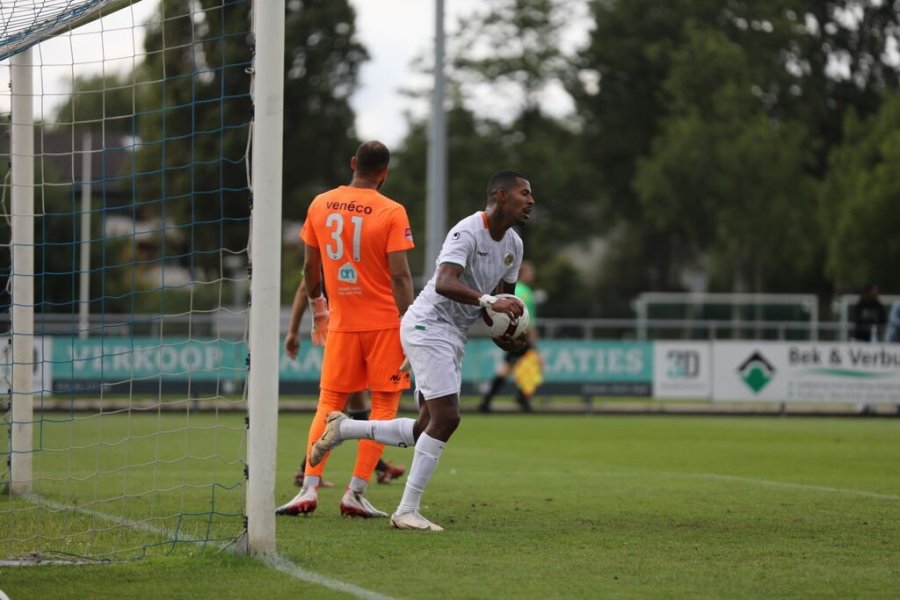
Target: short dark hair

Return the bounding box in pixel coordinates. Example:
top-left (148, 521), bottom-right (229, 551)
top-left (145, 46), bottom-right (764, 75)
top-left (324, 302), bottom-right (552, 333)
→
top-left (486, 170), bottom-right (528, 201)
top-left (355, 141), bottom-right (390, 177)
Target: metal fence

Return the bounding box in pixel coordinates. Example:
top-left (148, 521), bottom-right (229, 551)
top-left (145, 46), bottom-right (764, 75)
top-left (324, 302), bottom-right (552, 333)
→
top-left (537, 318), bottom-right (847, 341)
top-left (0, 311), bottom-right (870, 342)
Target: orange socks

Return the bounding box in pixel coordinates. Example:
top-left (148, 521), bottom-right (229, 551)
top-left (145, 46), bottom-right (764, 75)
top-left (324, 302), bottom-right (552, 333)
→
top-left (350, 390), bottom-right (401, 483)
top-left (303, 388), bottom-right (347, 477)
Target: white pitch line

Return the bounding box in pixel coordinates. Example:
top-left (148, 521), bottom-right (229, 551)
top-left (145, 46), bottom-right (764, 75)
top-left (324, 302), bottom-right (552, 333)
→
top-left (21, 494), bottom-right (395, 599)
top-left (661, 471), bottom-right (900, 501)
top-left (259, 553), bottom-right (396, 600)
top-left (24, 493), bottom-right (179, 539)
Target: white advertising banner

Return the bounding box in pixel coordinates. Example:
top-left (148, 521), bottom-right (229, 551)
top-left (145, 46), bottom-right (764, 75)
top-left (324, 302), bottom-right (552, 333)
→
top-left (712, 341), bottom-right (900, 403)
top-left (653, 341), bottom-right (712, 399)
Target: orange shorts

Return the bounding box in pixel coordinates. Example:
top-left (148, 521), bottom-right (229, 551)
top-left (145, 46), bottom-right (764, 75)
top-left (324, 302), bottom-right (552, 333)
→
top-left (320, 328), bottom-right (410, 393)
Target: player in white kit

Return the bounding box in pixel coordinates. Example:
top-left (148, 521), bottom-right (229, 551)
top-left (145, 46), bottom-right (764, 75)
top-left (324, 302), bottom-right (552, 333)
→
top-left (309, 170), bottom-right (535, 531)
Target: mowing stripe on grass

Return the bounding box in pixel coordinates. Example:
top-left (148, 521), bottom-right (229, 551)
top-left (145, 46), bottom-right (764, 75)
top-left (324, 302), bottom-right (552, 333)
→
top-left (22, 494), bottom-right (394, 599)
top-left (259, 553), bottom-right (396, 600)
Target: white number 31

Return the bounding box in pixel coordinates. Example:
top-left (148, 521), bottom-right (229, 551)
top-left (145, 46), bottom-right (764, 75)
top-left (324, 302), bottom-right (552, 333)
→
top-left (325, 212), bottom-right (363, 262)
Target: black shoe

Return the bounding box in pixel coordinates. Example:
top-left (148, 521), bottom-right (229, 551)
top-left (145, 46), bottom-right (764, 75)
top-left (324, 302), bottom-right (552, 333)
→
top-left (478, 403), bottom-right (492, 413)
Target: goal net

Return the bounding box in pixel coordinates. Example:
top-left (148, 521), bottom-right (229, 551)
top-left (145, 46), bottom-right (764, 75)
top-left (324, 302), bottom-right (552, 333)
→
top-left (0, 0), bottom-right (279, 562)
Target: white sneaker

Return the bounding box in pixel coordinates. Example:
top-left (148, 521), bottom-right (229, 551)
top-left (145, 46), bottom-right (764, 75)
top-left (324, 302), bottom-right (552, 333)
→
top-left (275, 486), bottom-right (317, 516)
top-left (390, 510), bottom-right (443, 531)
top-left (309, 411), bottom-right (347, 467)
top-left (340, 490), bottom-right (388, 518)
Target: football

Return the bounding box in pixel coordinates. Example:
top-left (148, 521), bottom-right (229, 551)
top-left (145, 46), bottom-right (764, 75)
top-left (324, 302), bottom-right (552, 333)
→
top-left (481, 293), bottom-right (529, 340)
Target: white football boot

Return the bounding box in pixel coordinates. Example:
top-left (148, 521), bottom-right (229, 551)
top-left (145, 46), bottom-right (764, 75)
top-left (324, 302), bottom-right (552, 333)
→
top-left (389, 510), bottom-right (444, 532)
top-left (275, 485), bottom-right (318, 516)
top-left (340, 490), bottom-right (388, 518)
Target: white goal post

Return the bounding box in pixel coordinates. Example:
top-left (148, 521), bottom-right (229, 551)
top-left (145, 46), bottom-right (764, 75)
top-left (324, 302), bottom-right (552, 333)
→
top-left (245, 0), bottom-right (284, 556)
top-left (9, 48), bottom-right (35, 497)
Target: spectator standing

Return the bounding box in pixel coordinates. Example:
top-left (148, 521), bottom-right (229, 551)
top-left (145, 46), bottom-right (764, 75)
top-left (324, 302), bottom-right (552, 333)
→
top-left (851, 283), bottom-right (887, 342)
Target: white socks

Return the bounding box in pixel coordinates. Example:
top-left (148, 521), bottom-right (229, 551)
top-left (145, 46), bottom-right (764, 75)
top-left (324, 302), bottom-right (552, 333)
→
top-left (340, 417), bottom-right (416, 447)
top-left (397, 432), bottom-right (446, 515)
top-left (334, 420), bottom-right (447, 514)
top-left (349, 476), bottom-right (367, 494)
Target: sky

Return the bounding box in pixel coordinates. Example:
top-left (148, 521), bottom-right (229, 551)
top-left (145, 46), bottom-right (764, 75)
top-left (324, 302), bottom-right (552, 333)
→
top-left (1, 0), bottom-right (587, 147)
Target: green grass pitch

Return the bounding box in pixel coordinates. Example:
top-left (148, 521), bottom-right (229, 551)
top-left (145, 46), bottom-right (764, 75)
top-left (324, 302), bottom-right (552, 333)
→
top-left (2, 408), bottom-right (899, 599)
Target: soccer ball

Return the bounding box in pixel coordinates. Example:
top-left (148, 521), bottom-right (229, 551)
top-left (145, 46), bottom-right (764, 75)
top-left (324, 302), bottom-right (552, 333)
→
top-left (481, 293), bottom-right (529, 340)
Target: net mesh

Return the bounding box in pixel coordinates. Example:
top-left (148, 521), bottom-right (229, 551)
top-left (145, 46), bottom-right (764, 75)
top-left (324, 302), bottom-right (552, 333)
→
top-left (0, 0), bottom-right (252, 561)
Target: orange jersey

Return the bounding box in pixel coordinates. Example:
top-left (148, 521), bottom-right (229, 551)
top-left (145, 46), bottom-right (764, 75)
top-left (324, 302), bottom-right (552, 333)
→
top-left (301, 186), bottom-right (414, 331)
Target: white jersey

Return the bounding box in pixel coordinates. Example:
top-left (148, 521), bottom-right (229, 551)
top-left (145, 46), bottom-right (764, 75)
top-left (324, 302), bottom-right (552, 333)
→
top-left (404, 211), bottom-right (523, 334)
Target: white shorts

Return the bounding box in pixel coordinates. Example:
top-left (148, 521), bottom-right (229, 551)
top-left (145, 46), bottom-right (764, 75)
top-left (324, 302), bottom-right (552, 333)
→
top-left (400, 316), bottom-right (467, 401)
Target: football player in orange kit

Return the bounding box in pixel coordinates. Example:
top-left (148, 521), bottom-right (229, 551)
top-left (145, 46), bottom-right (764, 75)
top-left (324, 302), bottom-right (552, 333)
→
top-left (276, 141), bottom-right (414, 518)
top-left (283, 278), bottom-right (406, 489)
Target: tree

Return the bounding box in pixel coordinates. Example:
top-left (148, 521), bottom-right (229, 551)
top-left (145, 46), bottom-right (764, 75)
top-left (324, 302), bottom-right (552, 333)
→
top-left (776, 1), bottom-right (900, 174)
top-left (635, 26), bottom-right (819, 293)
top-left (820, 93), bottom-right (900, 290)
top-left (572, 0), bottom-right (900, 300)
top-left (452, 0), bottom-right (577, 115)
top-left (568, 0), bottom-right (732, 298)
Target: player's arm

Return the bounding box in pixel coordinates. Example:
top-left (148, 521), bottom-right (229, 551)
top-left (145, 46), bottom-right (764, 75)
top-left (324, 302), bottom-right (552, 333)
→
top-left (285, 278), bottom-right (308, 360)
top-left (388, 250), bottom-right (414, 317)
top-left (435, 263), bottom-right (523, 318)
top-left (303, 243), bottom-right (329, 345)
top-left (494, 280), bottom-right (516, 295)
top-left (303, 243), bottom-right (324, 298)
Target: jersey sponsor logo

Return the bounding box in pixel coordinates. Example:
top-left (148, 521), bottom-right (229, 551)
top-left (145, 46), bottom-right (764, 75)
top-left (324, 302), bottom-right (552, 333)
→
top-left (504, 253), bottom-right (514, 266)
top-left (451, 231), bottom-right (460, 240)
top-left (325, 200), bottom-right (374, 214)
top-left (338, 262), bottom-right (358, 283)
top-left (477, 249), bottom-right (488, 257)
top-left (405, 227), bottom-right (414, 241)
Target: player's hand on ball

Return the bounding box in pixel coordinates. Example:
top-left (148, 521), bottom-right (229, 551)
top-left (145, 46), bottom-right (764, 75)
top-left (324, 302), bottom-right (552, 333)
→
top-left (491, 295), bottom-right (524, 319)
top-left (482, 294), bottom-right (529, 340)
top-left (494, 331), bottom-right (528, 352)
